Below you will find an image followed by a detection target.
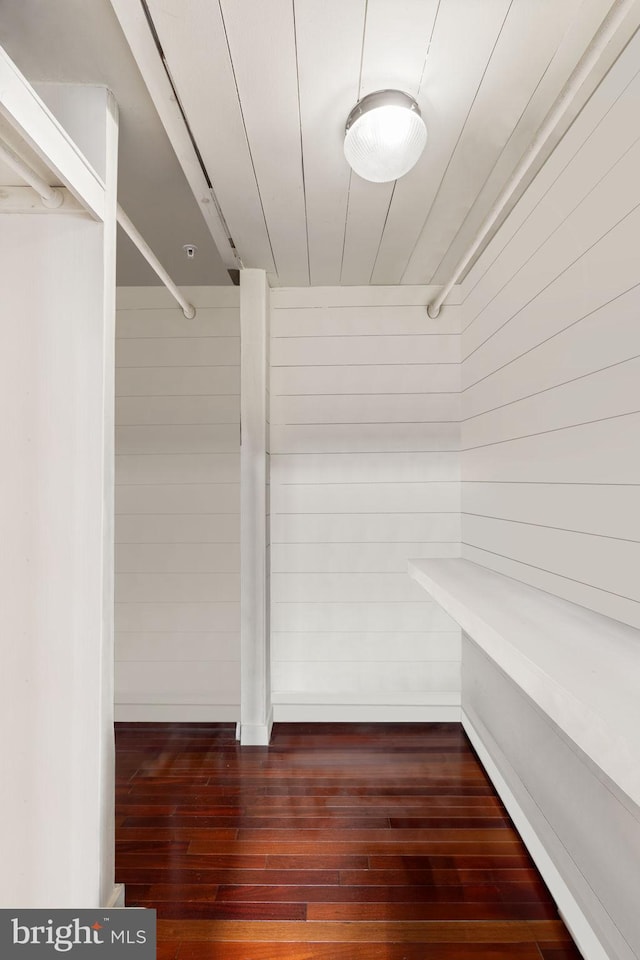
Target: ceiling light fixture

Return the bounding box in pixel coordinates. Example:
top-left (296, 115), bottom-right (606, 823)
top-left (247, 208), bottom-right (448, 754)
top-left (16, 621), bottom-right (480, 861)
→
top-left (344, 89), bottom-right (427, 183)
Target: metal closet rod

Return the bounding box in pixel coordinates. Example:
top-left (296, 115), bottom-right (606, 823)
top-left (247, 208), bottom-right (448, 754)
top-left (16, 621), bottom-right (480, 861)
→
top-left (0, 138), bottom-right (63, 207)
top-left (116, 205), bottom-right (196, 319)
top-left (0, 135), bottom-right (196, 319)
top-left (426, 0), bottom-right (636, 320)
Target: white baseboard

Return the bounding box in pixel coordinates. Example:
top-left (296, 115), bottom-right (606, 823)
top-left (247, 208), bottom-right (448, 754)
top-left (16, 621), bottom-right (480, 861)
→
top-left (273, 703), bottom-right (461, 722)
top-left (105, 884), bottom-right (125, 909)
top-left (114, 704), bottom-right (239, 722)
top-left (462, 710), bottom-right (610, 960)
top-left (239, 707), bottom-right (273, 745)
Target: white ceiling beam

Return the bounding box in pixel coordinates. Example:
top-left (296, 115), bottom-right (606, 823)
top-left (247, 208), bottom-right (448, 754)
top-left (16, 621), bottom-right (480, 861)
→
top-left (143, 0), bottom-right (276, 279)
top-left (0, 46), bottom-right (105, 219)
top-left (108, 0), bottom-right (240, 271)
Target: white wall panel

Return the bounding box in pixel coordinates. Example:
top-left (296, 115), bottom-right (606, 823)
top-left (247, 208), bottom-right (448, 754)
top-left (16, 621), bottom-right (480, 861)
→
top-left (461, 544), bottom-right (640, 631)
top-left (115, 632), bottom-right (239, 662)
top-left (271, 364), bottom-right (459, 396)
top-left (270, 293), bottom-right (460, 717)
top-left (115, 573), bottom-right (240, 603)
top-left (116, 336), bottom-right (239, 367)
top-left (115, 660), bottom-right (240, 704)
top-left (463, 515), bottom-right (640, 604)
top-left (462, 284), bottom-right (640, 418)
top-left (271, 393), bottom-right (460, 424)
top-left (270, 481), bottom-right (459, 515)
top-left (462, 482), bottom-right (640, 543)
top-left (463, 358), bottom-right (640, 449)
top-left (460, 31), bottom-right (640, 631)
top-left (271, 512), bottom-right (460, 544)
top-left (115, 290), bottom-right (240, 720)
top-left (116, 483), bottom-right (239, 516)
top-left (116, 543), bottom-right (240, 573)
top-left (116, 396), bottom-right (240, 424)
top-left (271, 422), bottom-right (460, 454)
top-left (271, 572), bottom-right (431, 604)
top-left (271, 602), bottom-right (457, 633)
top-left (115, 514), bottom-right (239, 544)
top-left (463, 206), bottom-right (640, 387)
top-left (116, 453), bottom-right (239, 485)
top-left (115, 602), bottom-right (240, 633)
top-left (116, 308), bottom-right (240, 338)
top-left (115, 425), bottom-right (239, 456)
top-left (463, 414), bottom-right (640, 484)
top-left (272, 542), bottom-right (459, 573)
top-left (273, 632), bottom-right (461, 662)
top-left (271, 304), bottom-right (460, 337)
top-left (272, 660), bottom-right (460, 695)
top-left (272, 334), bottom-right (459, 366)
top-left (116, 366), bottom-right (239, 397)
top-left (271, 452), bottom-right (459, 484)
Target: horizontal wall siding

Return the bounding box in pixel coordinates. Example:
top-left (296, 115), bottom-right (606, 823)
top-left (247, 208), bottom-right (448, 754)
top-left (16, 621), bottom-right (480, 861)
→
top-left (460, 31), bottom-right (640, 631)
top-left (115, 287), bottom-right (240, 720)
top-left (270, 291), bottom-right (461, 719)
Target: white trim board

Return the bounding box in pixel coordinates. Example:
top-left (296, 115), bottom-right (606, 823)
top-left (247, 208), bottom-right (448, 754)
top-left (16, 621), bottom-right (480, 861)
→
top-left (273, 704), bottom-right (461, 723)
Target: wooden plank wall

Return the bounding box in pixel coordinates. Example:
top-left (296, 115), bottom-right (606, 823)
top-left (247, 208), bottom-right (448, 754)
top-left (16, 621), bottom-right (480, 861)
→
top-left (114, 287), bottom-right (241, 720)
top-left (460, 28), bottom-right (640, 631)
top-left (269, 288), bottom-right (462, 720)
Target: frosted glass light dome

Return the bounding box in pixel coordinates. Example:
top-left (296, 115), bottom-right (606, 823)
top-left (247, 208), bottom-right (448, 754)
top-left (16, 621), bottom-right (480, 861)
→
top-left (344, 90), bottom-right (427, 183)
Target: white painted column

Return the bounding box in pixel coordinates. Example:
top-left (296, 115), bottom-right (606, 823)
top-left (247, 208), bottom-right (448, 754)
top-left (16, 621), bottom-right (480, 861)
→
top-left (239, 269), bottom-right (272, 745)
top-left (0, 84), bottom-right (119, 907)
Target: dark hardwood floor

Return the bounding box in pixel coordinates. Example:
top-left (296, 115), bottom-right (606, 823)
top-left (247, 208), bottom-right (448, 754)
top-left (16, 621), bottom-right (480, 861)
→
top-left (115, 721), bottom-right (583, 960)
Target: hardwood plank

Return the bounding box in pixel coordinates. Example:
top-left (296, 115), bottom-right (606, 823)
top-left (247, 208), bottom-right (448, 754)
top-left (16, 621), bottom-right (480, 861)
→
top-left (236, 829), bottom-right (521, 844)
top-left (189, 839), bottom-right (528, 856)
top-left (177, 945), bottom-right (544, 960)
top-left (215, 883), bottom-right (502, 903)
top-left (157, 918), bottom-right (571, 942)
top-left (131, 899), bottom-right (306, 920)
top-left (307, 901), bottom-right (559, 921)
top-left (266, 854), bottom-right (368, 870)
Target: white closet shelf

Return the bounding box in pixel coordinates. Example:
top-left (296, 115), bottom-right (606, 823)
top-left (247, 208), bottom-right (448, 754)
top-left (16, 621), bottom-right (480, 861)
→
top-left (408, 557), bottom-right (640, 809)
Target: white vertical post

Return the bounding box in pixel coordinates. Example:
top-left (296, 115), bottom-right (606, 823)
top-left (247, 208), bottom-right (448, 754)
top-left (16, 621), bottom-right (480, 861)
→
top-left (0, 83), bottom-right (119, 908)
top-left (239, 269), bottom-right (272, 745)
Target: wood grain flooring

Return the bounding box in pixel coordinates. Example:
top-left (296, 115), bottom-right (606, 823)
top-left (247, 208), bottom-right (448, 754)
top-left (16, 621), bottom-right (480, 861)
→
top-left (115, 722), bottom-right (583, 959)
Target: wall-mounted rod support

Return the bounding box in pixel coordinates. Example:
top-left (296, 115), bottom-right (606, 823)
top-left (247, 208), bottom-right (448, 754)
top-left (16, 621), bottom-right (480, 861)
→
top-left (116, 204), bottom-right (196, 319)
top-left (426, 0), bottom-right (636, 320)
top-left (0, 138), bottom-right (63, 208)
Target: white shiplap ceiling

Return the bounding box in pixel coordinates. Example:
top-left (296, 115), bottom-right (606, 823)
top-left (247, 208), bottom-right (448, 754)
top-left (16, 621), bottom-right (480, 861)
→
top-left (3, 0), bottom-right (639, 287)
top-left (129, 0), bottom-right (637, 287)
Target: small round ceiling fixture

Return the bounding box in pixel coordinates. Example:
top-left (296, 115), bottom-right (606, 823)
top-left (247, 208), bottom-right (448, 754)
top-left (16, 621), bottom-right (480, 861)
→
top-left (344, 89), bottom-right (427, 183)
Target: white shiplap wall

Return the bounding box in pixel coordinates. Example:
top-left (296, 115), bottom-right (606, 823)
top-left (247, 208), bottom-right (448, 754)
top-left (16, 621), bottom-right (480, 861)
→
top-left (115, 287), bottom-right (241, 720)
top-left (270, 287), bottom-right (462, 720)
top-left (460, 28), bottom-right (640, 630)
